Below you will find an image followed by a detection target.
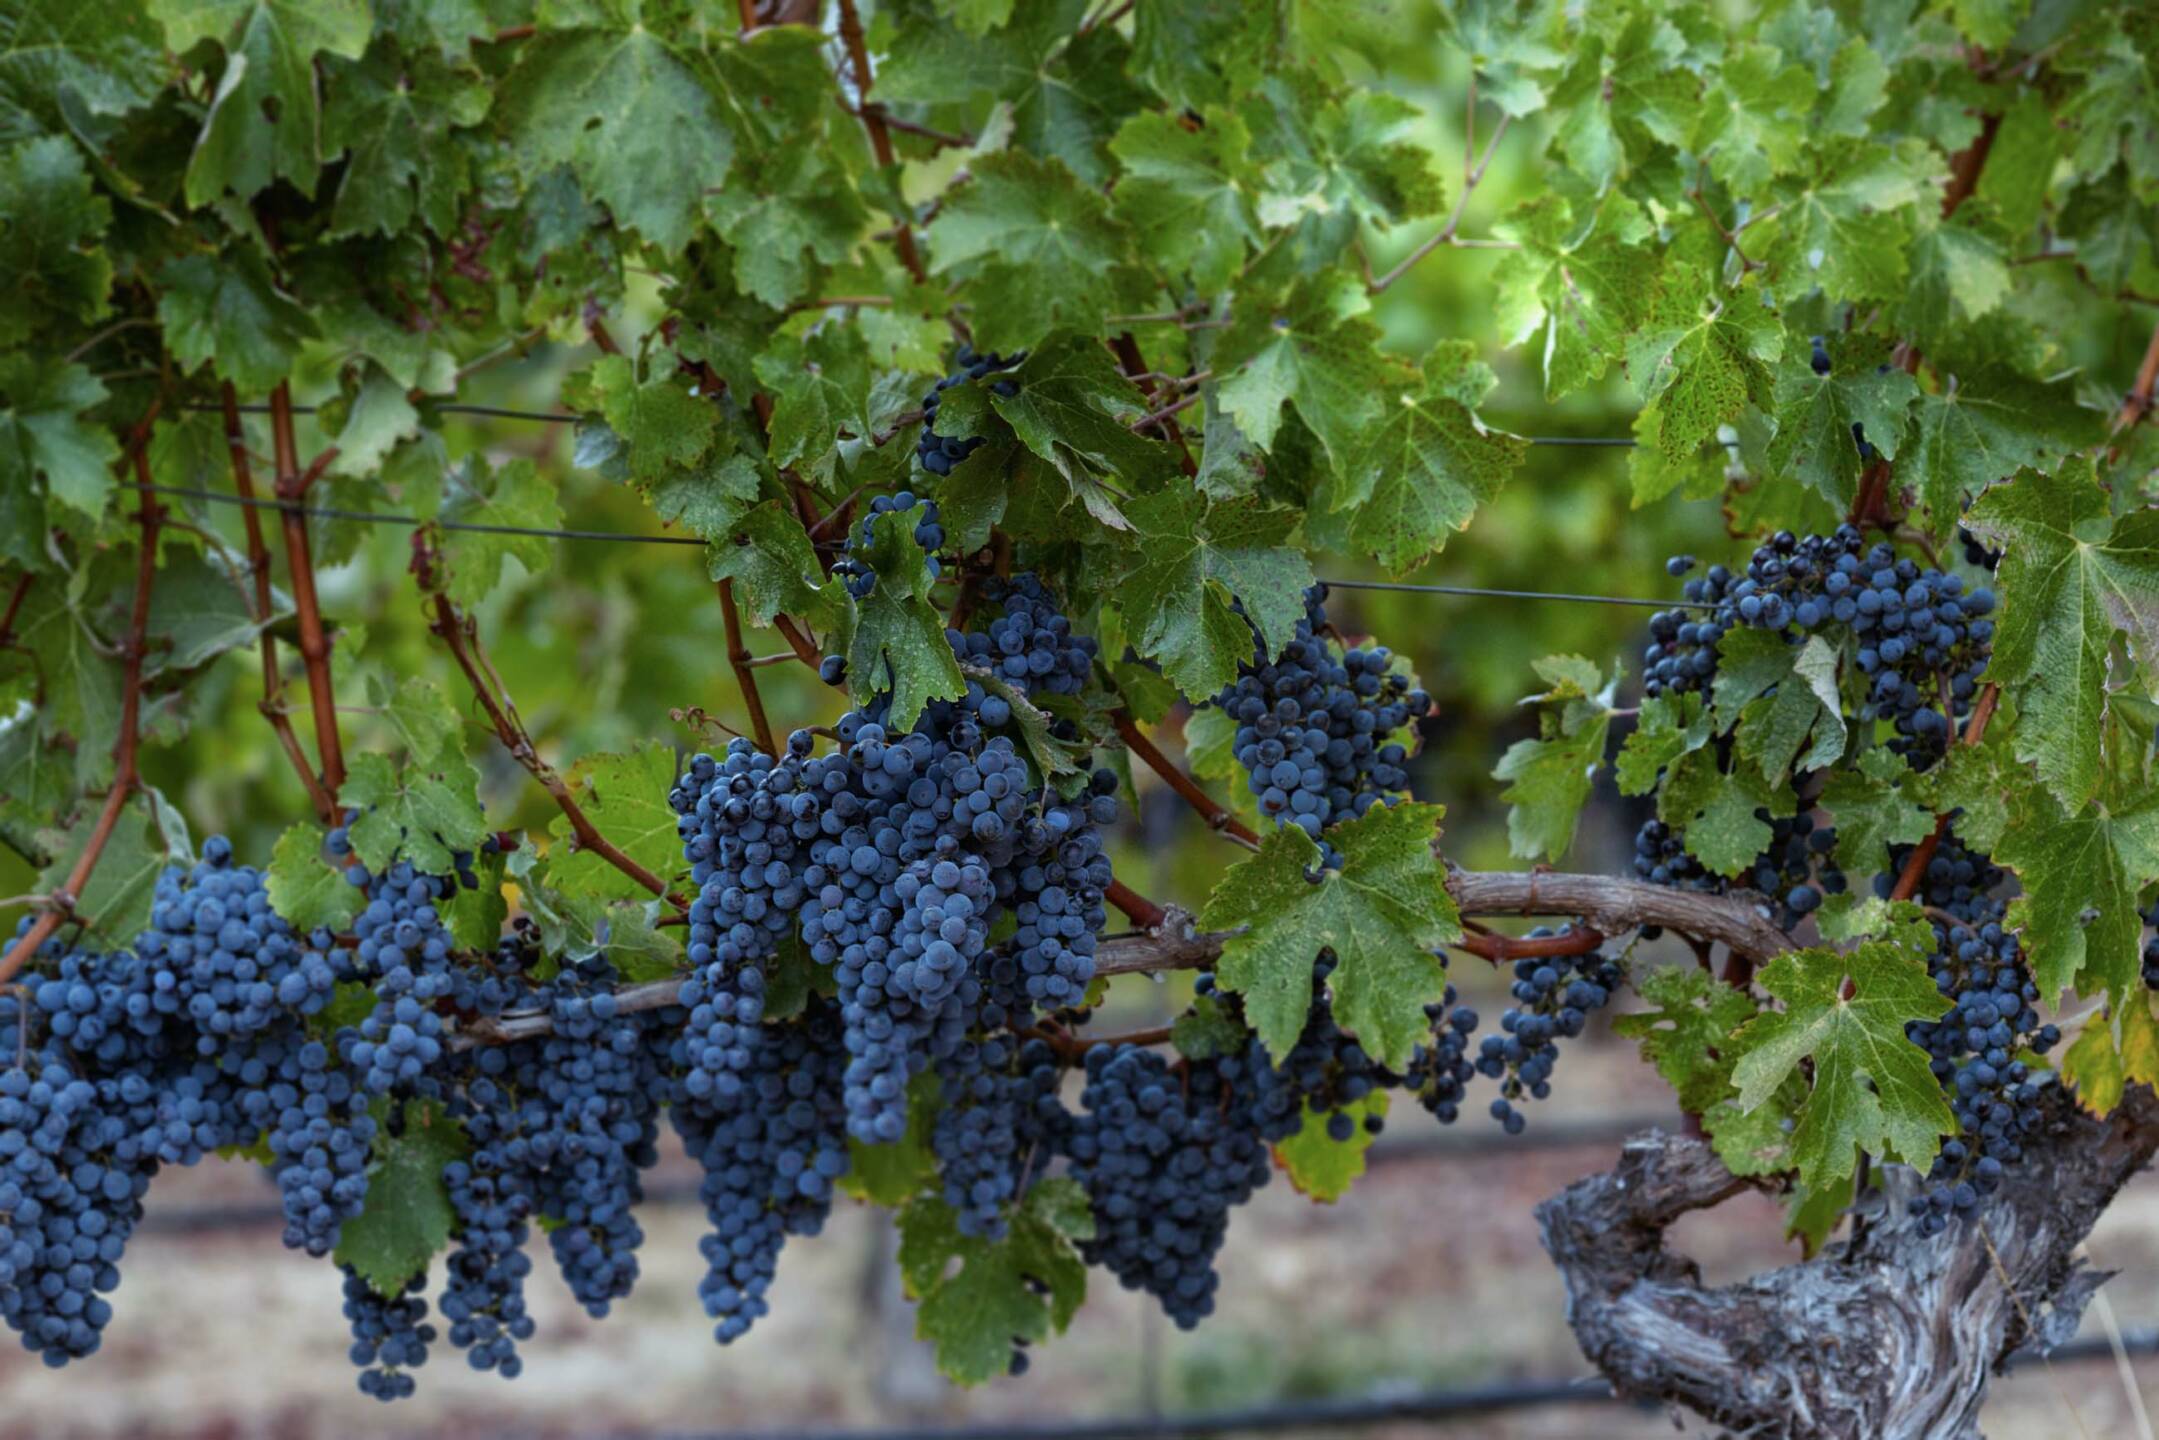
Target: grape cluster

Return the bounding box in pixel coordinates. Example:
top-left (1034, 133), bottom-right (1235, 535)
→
top-left (437, 1151), bottom-right (534, 1378)
top-left (916, 348), bottom-right (1022, 476)
top-left (931, 1035), bottom-right (1066, 1238)
top-left (1882, 836), bottom-right (2061, 1233)
top-left (343, 1265), bottom-right (435, 1401)
top-left (1065, 1044), bottom-right (1272, 1329)
top-left (1475, 931), bottom-right (1622, 1134)
top-left (0, 1027), bottom-right (149, 1366)
top-left (1648, 531), bottom-right (1995, 771)
top-left (671, 998), bottom-right (851, 1343)
top-left (952, 573), bottom-right (1099, 714)
top-left (1214, 586), bottom-right (1427, 846)
top-left (979, 770), bottom-right (1117, 1028)
top-left (1402, 986), bottom-right (1481, 1124)
top-left (669, 739), bottom-right (814, 1107)
top-left (343, 858), bottom-right (463, 1098)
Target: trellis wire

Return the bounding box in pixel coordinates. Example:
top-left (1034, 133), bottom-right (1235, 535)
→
top-left (193, 399), bottom-right (1642, 447)
top-left (573, 1332), bottom-right (2157, 1440)
top-left (134, 483), bottom-right (1711, 612)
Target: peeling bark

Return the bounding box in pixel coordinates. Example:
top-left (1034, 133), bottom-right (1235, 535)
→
top-left (1537, 1086), bottom-right (2159, 1439)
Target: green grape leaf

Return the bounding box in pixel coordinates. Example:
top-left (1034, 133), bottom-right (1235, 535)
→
top-left (441, 840), bottom-right (508, 954)
top-left (151, 0), bottom-right (372, 205)
top-left (365, 672), bottom-right (462, 768)
top-left (1691, 42), bottom-right (1814, 194)
top-left (267, 820), bottom-right (362, 933)
top-left (1712, 631), bottom-right (1847, 784)
top-left (1922, 724), bottom-right (2021, 856)
top-left (597, 901), bottom-right (681, 984)
top-left (325, 369), bottom-right (421, 481)
top-left (1111, 488), bottom-right (1313, 700)
top-left (333, 1099), bottom-right (468, 1298)
top-left (705, 145), bottom-right (869, 310)
top-left (1612, 964), bottom-right (1758, 1116)
top-left (1492, 654), bottom-right (1615, 862)
top-left (1903, 367), bottom-right (2097, 541)
top-left (988, 335), bottom-right (1176, 492)
top-left (0, 0), bottom-right (166, 144)
top-left (1171, 991), bottom-right (1248, 1061)
top-left (1274, 1093), bottom-right (1387, 1203)
top-left (923, 150), bottom-right (1126, 354)
top-left (438, 456), bottom-right (562, 607)
top-left (844, 1071), bottom-right (942, 1206)
top-left (1728, 941), bottom-right (1955, 1185)
top-left (495, 23), bottom-right (734, 253)
top-left (1212, 270), bottom-right (1398, 470)
top-left (0, 359), bottom-right (119, 523)
top-left (845, 506), bottom-right (966, 733)
top-left (1490, 193), bottom-right (1657, 400)
top-left (1202, 802), bottom-right (1459, 1068)
top-left (1994, 781), bottom-right (2159, 1001)
top-left (1616, 691), bottom-right (1711, 795)
top-left (1625, 267), bottom-right (1781, 462)
top-left (1760, 140), bottom-right (1930, 306)
top-left (1900, 214), bottom-right (2012, 334)
top-left (1819, 37), bottom-right (1889, 138)
top-left (934, 0), bottom-right (1016, 37)
top-left (321, 40), bottom-right (490, 238)
top-left (35, 791), bottom-right (189, 950)
top-left (1766, 342), bottom-right (1917, 512)
top-left (755, 325), bottom-right (878, 490)
top-left (1821, 748), bottom-right (1937, 880)
top-left (1331, 344), bottom-right (1525, 572)
top-left (1245, 80), bottom-right (1443, 229)
top-left (546, 743), bottom-right (681, 903)
top-left (341, 749), bottom-right (488, 878)
top-left (1706, 1092), bottom-right (1797, 1179)
top-left (898, 1178), bottom-right (1092, 1386)
top-left (707, 501), bottom-right (835, 630)
top-left (0, 136), bottom-right (111, 346)
top-left (1966, 463), bottom-right (2159, 810)
top-left (1542, 18), bottom-right (1696, 186)
top-left (1109, 108), bottom-right (1257, 293)
top-left (157, 250), bottom-right (318, 394)
top-left (587, 354), bottom-right (719, 483)
top-left (7, 571), bottom-right (125, 786)
top-left (1658, 750), bottom-right (1787, 878)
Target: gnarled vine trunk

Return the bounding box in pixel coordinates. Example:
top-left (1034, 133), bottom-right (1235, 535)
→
top-left (1538, 1087), bottom-right (2159, 1439)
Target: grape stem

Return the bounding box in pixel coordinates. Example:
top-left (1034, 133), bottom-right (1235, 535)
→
top-left (1110, 709), bottom-right (1262, 849)
top-left (835, 0), bottom-right (929, 286)
top-left (268, 384), bottom-right (347, 794)
top-left (417, 571), bottom-right (685, 911)
top-left (717, 579), bottom-right (779, 755)
top-left (0, 443), bottom-right (162, 989)
top-left (221, 383), bottom-right (337, 822)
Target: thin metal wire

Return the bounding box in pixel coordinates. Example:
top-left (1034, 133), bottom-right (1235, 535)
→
top-left (140, 483), bottom-right (1709, 610)
top-left (1321, 577), bottom-right (1680, 610)
top-left (138, 484), bottom-right (707, 547)
top-left (187, 399), bottom-right (1642, 449)
top-left (190, 401), bottom-right (577, 424)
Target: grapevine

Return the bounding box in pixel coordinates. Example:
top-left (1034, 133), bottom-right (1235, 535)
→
top-left (2, 5), bottom-right (2157, 1437)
